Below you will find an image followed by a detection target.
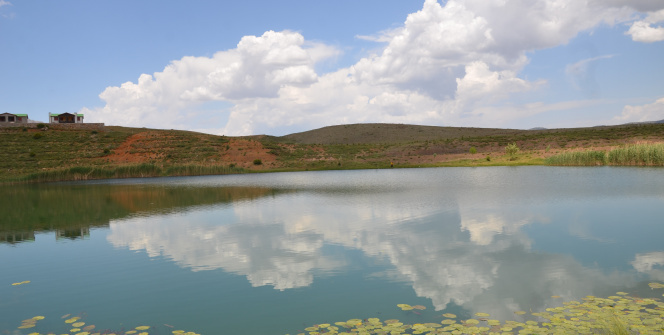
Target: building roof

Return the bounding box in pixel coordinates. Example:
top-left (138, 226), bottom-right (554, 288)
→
top-left (50, 113), bottom-right (83, 117)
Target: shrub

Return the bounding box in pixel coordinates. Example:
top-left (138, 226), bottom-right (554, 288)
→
top-left (33, 133), bottom-right (43, 139)
top-left (505, 142), bottom-right (519, 156)
top-left (36, 123), bottom-right (45, 129)
top-left (253, 159), bottom-right (263, 165)
top-left (29, 152), bottom-right (36, 157)
top-left (469, 147), bottom-right (477, 154)
top-left (91, 130), bottom-right (98, 135)
top-left (486, 155), bottom-right (491, 161)
top-left (103, 148), bottom-right (110, 154)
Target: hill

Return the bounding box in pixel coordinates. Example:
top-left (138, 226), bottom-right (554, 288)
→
top-left (2, 122), bottom-right (664, 182)
top-left (278, 123), bottom-right (528, 144)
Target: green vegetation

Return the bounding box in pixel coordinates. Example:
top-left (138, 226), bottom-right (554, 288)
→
top-left (505, 142), bottom-right (519, 157)
top-left (12, 311), bottom-right (200, 335)
top-left (292, 286), bottom-right (664, 334)
top-left (165, 164), bottom-right (244, 176)
top-left (3, 122), bottom-right (664, 183)
top-left (545, 150), bottom-right (607, 166)
top-left (607, 142), bottom-right (664, 166)
top-left (547, 143), bottom-right (664, 166)
top-left (9, 285), bottom-right (663, 335)
top-left (16, 163), bottom-right (245, 183)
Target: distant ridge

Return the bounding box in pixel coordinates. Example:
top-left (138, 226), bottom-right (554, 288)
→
top-left (278, 123), bottom-right (528, 145)
top-left (275, 121), bottom-right (664, 145)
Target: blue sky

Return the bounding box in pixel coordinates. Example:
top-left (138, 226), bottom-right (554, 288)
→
top-left (1, 0), bottom-right (663, 135)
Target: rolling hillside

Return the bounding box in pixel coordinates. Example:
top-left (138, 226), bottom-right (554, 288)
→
top-left (2, 122), bottom-right (664, 182)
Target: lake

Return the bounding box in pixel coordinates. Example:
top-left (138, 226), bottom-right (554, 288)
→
top-left (1, 167), bottom-right (663, 334)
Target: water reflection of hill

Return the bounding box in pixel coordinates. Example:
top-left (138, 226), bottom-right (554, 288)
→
top-left (0, 184), bottom-right (280, 244)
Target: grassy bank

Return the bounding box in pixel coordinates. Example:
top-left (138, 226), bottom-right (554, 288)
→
top-left (546, 143), bottom-right (664, 166)
top-left (15, 163), bottom-right (246, 183)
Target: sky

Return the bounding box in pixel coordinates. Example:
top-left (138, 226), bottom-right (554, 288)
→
top-left (1, 0), bottom-right (663, 136)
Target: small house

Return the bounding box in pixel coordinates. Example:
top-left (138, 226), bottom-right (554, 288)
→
top-left (50, 112), bottom-right (84, 123)
top-left (0, 113), bottom-right (29, 124)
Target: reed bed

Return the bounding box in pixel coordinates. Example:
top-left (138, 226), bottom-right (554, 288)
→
top-left (546, 143), bottom-right (664, 166)
top-left (18, 163), bottom-right (244, 183)
top-left (607, 142), bottom-right (664, 166)
top-left (164, 164), bottom-right (244, 176)
top-left (545, 150), bottom-right (606, 166)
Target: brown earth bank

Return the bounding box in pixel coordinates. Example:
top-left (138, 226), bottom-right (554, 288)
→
top-left (2, 122), bottom-right (664, 182)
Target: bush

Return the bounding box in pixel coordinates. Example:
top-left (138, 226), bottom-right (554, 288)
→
top-left (253, 159), bottom-right (263, 165)
top-left (36, 123), bottom-right (46, 129)
top-left (486, 155), bottom-right (491, 161)
top-left (505, 142), bottom-right (519, 156)
top-left (469, 147), bottom-right (477, 154)
top-left (29, 152), bottom-right (36, 157)
top-left (103, 148), bottom-right (110, 154)
top-left (33, 133), bottom-right (43, 139)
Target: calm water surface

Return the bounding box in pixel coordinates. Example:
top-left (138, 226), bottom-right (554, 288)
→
top-left (1, 167), bottom-right (663, 334)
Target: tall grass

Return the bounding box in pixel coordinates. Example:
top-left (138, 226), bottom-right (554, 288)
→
top-left (545, 150), bottom-right (606, 166)
top-left (607, 142), bottom-right (664, 166)
top-left (164, 164), bottom-right (244, 176)
top-left (20, 164), bottom-right (162, 182)
top-left (547, 143), bottom-right (664, 166)
top-left (18, 163), bottom-right (245, 183)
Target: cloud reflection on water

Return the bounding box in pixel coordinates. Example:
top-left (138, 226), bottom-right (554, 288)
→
top-left (107, 168), bottom-right (663, 317)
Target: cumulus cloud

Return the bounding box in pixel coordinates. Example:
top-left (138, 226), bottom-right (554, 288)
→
top-left (0, 0), bottom-right (10, 7)
top-left (613, 97), bottom-right (664, 123)
top-left (83, 30), bottom-right (339, 132)
top-left (626, 9), bottom-right (664, 42)
top-left (85, 0), bottom-right (656, 135)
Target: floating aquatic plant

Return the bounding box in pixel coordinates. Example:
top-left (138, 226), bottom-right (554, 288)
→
top-left (289, 284), bottom-right (664, 334)
top-left (12, 313), bottom-right (200, 335)
top-left (11, 280), bottom-right (31, 286)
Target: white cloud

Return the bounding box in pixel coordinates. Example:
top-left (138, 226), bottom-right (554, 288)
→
top-left (565, 55), bottom-right (615, 97)
top-left (0, 0), bottom-right (13, 19)
top-left (613, 97), bottom-right (664, 123)
top-left (626, 9), bottom-right (664, 42)
top-left (85, 0), bottom-right (656, 135)
top-left (83, 30), bottom-right (339, 132)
